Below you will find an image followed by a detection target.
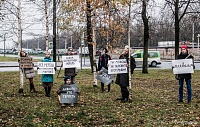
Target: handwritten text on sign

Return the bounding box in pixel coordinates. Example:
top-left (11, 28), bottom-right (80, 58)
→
top-left (19, 57), bottom-right (33, 68)
top-left (172, 59), bottom-right (194, 74)
top-left (96, 67), bottom-right (114, 85)
top-left (38, 62), bottom-right (55, 74)
top-left (108, 59), bottom-right (127, 74)
top-left (62, 55), bottom-right (80, 68)
top-left (60, 84), bottom-right (78, 104)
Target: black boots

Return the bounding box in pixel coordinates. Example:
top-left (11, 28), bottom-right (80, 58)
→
top-left (101, 83), bottom-right (110, 93)
top-left (30, 83), bottom-right (37, 93)
top-left (44, 87), bottom-right (51, 97)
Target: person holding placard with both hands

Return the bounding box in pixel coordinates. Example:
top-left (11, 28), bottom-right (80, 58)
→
top-left (177, 46), bottom-right (194, 104)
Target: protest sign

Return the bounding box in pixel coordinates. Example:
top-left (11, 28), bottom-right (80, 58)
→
top-left (96, 67), bottom-right (114, 85)
top-left (38, 62), bottom-right (55, 74)
top-left (172, 59), bottom-right (194, 74)
top-left (108, 59), bottom-right (127, 74)
top-left (19, 57), bottom-right (33, 68)
top-left (62, 55), bottom-right (80, 68)
top-left (60, 84), bottom-right (78, 104)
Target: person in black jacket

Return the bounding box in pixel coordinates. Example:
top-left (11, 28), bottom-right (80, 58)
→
top-left (115, 45), bottom-right (136, 102)
top-left (97, 48), bottom-right (111, 93)
top-left (177, 45), bottom-right (194, 104)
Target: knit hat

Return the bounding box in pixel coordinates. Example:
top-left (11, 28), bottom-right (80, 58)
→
top-left (181, 45), bottom-right (187, 50)
top-left (64, 76), bottom-right (70, 83)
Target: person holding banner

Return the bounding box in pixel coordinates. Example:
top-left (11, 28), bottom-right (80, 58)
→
top-left (177, 46), bottom-right (194, 104)
top-left (115, 46), bottom-right (136, 103)
top-left (57, 76), bottom-right (79, 107)
top-left (97, 48), bottom-right (111, 93)
top-left (41, 51), bottom-right (54, 97)
top-left (19, 51), bottom-right (37, 93)
top-left (64, 48), bottom-right (77, 84)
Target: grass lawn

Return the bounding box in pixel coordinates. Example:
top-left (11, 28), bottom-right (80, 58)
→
top-left (0, 56), bottom-right (41, 62)
top-left (0, 69), bottom-right (199, 126)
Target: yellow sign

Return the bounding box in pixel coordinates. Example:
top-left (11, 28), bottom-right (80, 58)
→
top-left (49, 42), bottom-right (53, 48)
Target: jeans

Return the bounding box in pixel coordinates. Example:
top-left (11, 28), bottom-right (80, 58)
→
top-left (179, 78), bottom-right (192, 101)
top-left (71, 76), bottom-right (75, 84)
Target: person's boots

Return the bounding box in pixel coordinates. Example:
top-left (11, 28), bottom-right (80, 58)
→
top-left (101, 83), bottom-right (104, 93)
top-left (31, 83), bottom-right (37, 93)
top-left (44, 87), bottom-right (48, 97)
top-left (47, 87), bottom-right (51, 97)
top-left (30, 83), bottom-right (33, 92)
top-left (108, 84), bottom-right (110, 92)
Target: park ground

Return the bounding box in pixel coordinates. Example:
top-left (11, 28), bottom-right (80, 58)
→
top-left (0, 69), bottom-right (200, 126)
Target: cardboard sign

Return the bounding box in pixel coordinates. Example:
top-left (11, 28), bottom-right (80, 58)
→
top-left (38, 62), bottom-right (55, 74)
top-left (60, 84), bottom-right (78, 104)
top-left (108, 59), bottom-right (127, 74)
top-left (172, 59), bottom-right (194, 74)
top-left (96, 67), bottom-right (114, 85)
top-left (62, 55), bottom-right (80, 68)
top-left (19, 57), bottom-right (33, 68)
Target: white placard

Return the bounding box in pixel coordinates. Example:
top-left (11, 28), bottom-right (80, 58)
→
top-left (38, 68), bottom-right (55, 74)
top-left (172, 59), bottom-right (194, 74)
top-left (108, 59), bottom-right (127, 74)
top-left (62, 55), bottom-right (80, 68)
top-left (38, 62), bottom-right (55, 74)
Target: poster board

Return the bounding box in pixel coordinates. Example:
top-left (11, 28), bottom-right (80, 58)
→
top-left (62, 55), bottom-right (80, 68)
top-left (60, 84), bottom-right (78, 104)
top-left (96, 67), bottom-right (114, 85)
top-left (19, 57), bottom-right (33, 68)
top-left (38, 62), bottom-right (55, 74)
top-left (108, 59), bottom-right (127, 74)
top-left (172, 59), bottom-right (194, 74)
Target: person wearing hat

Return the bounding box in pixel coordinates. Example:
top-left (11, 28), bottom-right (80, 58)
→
top-left (57, 76), bottom-right (79, 107)
top-left (177, 45), bottom-right (194, 104)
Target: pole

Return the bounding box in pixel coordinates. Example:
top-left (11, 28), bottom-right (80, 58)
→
top-left (71, 36), bottom-right (72, 48)
top-left (4, 34), bottom-right (5, 57)
top-left (197, 34), bottom-right (200, 60)
top-left (192, 22), bottom-right (194, 55)
top-left (53, 0), bottom-right (56, 62)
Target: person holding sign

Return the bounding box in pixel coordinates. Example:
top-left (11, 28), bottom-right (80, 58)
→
top-left (41, 51), bottom-right (54, 97)
top-left (57, 76), bottom-right (79, 108)
top-left (97, 48), bottom-right (111, 93)
top-left (177, 46), bottom-right (194, 104)
top-left (115, 46), bottom-right (136, 103)
top-left (19, 51), bottom-right (37, 93)
top-left (63, 48), bottom-right (78, 84)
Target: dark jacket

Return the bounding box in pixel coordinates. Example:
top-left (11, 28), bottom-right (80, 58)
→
top-left (97, 54), bottom-right (111, 71)
top-left (177, 51), bottom-right (194, 80)
top-left (41, 57), bottom-right (54, 82)
top-left (115, 54), bottom-right (136, 86)
top-left (64, 53), bottom-right (77, 76)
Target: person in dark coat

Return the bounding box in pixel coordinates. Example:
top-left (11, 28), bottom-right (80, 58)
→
top-left (177, 45), bottom-right (194, 104)
top-left (97, 48), bottom-right (111, 93)
top-left (20, 51), bottom-right (37, 93)
top-left (115, 45), bottom-right (136, 102)
top-left (63, 48), bottom-right (77, 84)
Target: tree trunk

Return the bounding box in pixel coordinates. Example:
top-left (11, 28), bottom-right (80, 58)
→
top-left (86, 0), bottom-right (94, 72)
top-left (142, 0), bottom-right (149, 73)
top-left (175, 0), bottom-right (179, 60)
top-left (45, 0), bottom-right (49, 51)
top-left (93, 7), bottom-right (97, 87)
top-left (18, 0), bottom-right (23, 93)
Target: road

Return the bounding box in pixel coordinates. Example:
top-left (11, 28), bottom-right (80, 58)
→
top-left (1, 54), bottom-right (200, 72)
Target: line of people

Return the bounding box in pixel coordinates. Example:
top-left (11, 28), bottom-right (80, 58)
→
top-left (19, 45), bottom-right (194, 106)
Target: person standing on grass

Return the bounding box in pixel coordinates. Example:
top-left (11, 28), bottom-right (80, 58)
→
top-left (177, 45), bottom-right (194, 104)
top-left (63, 47), bottom-right (77, 84)
top-left (115, 45), bottom-right (136, 103)
top-left (41, 51), bottom-right (54, 97)
top-left (97, 48), bottom-right (111, 93)
top-left (19, 51), bottom-right (37, 93)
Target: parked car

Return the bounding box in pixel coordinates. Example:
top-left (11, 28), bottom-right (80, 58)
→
top-left (132, 51), bottom-right (161, 67)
